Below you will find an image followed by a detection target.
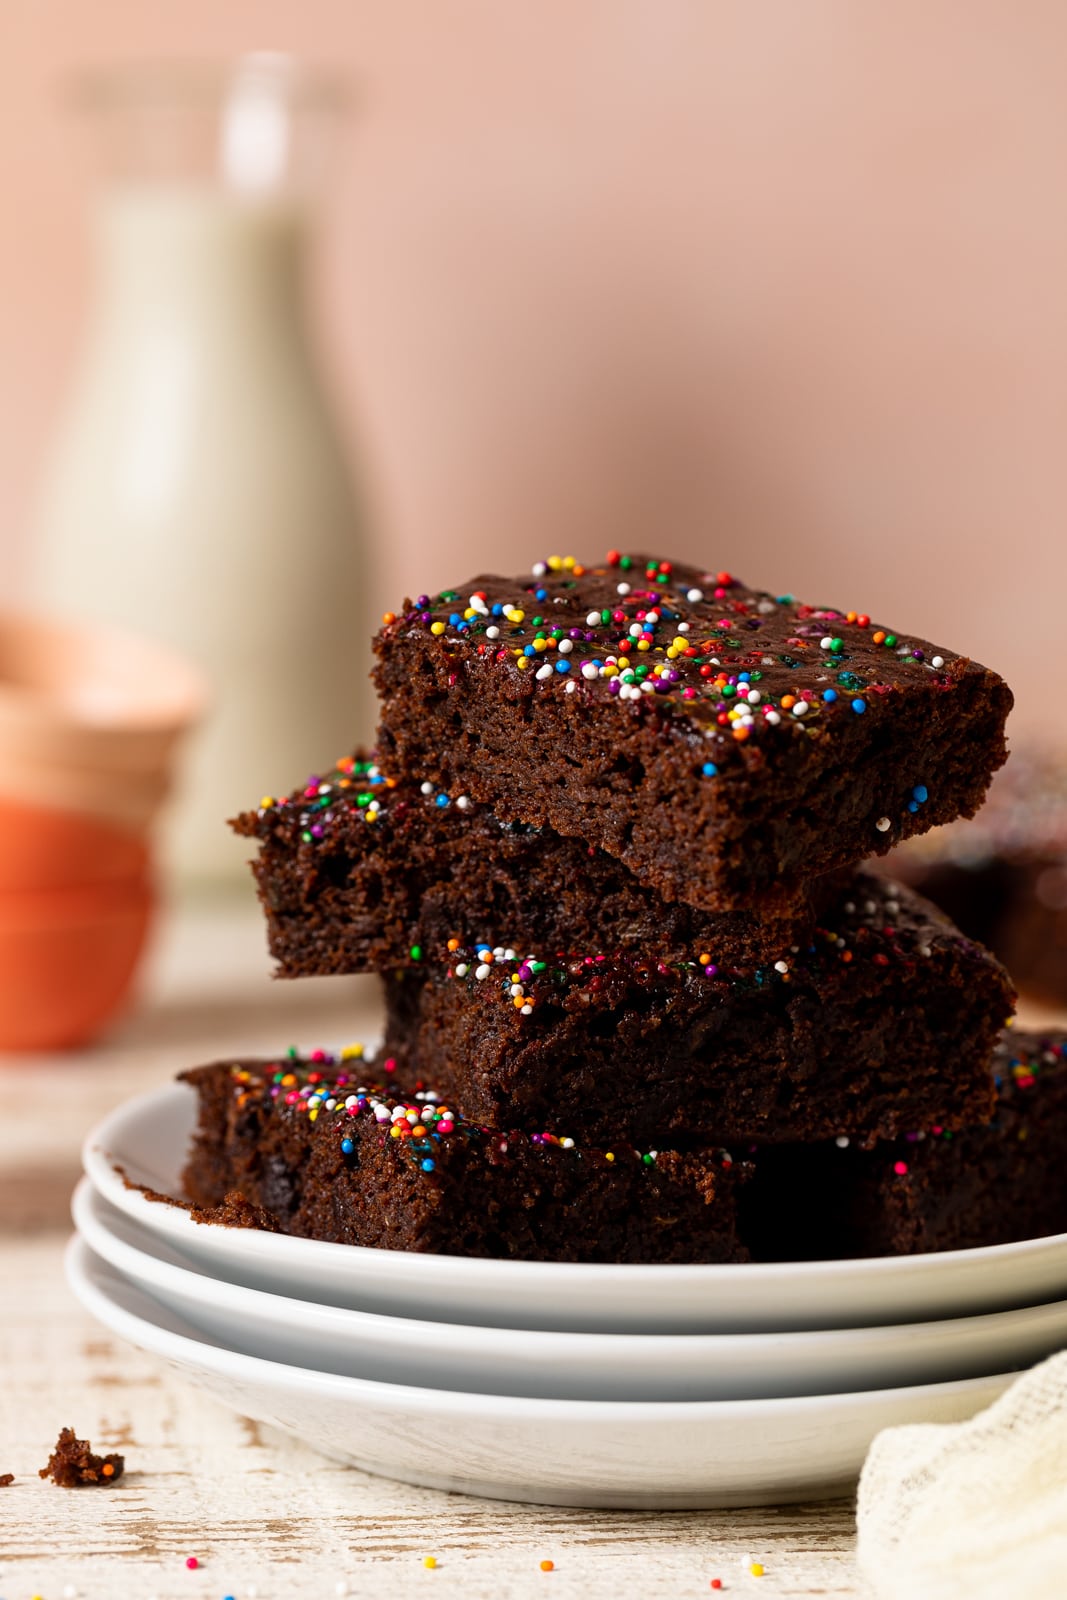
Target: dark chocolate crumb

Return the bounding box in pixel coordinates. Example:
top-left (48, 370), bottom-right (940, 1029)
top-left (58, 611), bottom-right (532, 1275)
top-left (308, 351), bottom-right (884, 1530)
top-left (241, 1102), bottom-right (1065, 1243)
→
top-left (39, 1428), bottom-right (124, 1487)
top-left (0, 1473), bottom-right (13, 1486)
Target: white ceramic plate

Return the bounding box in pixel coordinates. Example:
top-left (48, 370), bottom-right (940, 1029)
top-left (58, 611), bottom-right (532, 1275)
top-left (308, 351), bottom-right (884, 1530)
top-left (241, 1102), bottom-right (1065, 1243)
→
top-left (83, 1083), bottom-right (1067, 1334)
top-left (66, 1236), bottom-right (1016, 1510)
top-left (72, 1178), bottom-right (1067, 1402)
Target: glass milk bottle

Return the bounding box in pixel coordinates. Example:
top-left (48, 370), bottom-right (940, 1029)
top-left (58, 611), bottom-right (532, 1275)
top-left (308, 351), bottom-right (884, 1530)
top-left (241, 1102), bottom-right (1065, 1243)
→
top-left (31, 57), bottom-right (368, 882)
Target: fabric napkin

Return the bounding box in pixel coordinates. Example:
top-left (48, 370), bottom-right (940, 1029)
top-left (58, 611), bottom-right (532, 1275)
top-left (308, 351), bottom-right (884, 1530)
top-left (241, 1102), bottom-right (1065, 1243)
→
top-left (856, 1349), bottom-right (1067, 1599)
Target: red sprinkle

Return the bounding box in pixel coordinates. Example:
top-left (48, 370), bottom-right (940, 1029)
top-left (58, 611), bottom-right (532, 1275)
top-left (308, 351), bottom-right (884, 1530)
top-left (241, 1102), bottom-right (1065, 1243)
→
top-left (185, 1556), bottom-right (200, 1570)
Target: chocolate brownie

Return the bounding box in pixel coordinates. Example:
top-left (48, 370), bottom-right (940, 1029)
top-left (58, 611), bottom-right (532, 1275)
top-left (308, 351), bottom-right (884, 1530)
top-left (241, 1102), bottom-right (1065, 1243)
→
top-left (881, 750), bottom-right (1067, 1007)
top-left (745, 1030), bottom-right (1067, 1258)
top-left (373, 552), bottom-right (1012, 912)
top-left (39, 1429), bottom-right (124, 1488)
top-left (179, 1052), bottom-right (751, 1263)
top-left (382, 873), bottom-right (1014, 1148)
top-left (232, 750), bottom-right (841, 976)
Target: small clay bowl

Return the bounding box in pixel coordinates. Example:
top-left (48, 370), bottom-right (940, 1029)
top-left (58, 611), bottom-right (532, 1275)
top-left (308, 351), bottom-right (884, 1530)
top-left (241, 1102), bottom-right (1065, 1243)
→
top-left (0, 798), bottom-right (149, 895)
top-left (0, 749), bottom-right (173, 834)
top-left (0, 612), bottom-right (207, 778)
top-left (0, 878), bottom-right (154, 1052)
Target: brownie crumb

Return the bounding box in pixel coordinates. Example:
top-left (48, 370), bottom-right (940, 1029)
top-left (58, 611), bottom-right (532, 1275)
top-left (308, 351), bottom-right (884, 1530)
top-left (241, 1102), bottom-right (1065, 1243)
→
top-left (189, 1190), bottom-right (281, 1232)
top-left (0, 1473), bottom-right (13, 1486)
top-left (39, 1428), bottom-right (124, 1487)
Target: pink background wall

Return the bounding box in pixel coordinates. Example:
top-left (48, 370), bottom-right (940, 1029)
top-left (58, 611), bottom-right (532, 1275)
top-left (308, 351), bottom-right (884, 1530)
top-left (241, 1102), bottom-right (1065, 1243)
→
top-left (3, 1), bottom-right (1064, 736)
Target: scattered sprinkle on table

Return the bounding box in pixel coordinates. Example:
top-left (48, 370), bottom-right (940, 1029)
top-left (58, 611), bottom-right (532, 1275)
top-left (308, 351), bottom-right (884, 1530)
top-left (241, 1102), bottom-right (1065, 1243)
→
top-left (423, 1556), bottom-right (438, 1569)
top-left (185, 1556), bottom-right (200, 1570)
top-left (540, 1559), bottom-right (555, 1571)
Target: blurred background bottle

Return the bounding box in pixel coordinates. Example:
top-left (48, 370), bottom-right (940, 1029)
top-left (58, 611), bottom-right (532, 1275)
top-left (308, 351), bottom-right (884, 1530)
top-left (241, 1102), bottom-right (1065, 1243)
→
top-left (29, 54), bottom-right (368, 884)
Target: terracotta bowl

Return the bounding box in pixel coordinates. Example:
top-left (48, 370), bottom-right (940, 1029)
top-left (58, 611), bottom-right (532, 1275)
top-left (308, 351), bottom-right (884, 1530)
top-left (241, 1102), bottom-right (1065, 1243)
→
top-left (0, 798), bottom-right (150, 894)
top-left (0, 612), bottom-right (208, 778)
top-left (0, 878), bottom-right (154, 1052)
top-left (0, 751), bottom-right (173, 834)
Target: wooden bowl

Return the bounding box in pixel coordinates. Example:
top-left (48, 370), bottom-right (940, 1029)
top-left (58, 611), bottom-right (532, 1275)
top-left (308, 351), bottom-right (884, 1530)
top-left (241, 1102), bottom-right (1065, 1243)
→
top-left (0, 878), bottom-right (154, 1052)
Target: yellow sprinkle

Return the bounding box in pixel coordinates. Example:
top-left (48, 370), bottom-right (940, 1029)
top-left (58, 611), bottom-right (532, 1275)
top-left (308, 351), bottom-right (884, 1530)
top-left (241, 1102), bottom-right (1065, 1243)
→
top-left (505, 606), bottom-right (525, 622)
top-left (424, 1556), bottom-right (438, 1569)
top-left (463, 607), bottom-right (477, 620)
top-left (260, 795), bottom-right (275, 808)
top-left (547, 556), bottom-right (563, 571)
top-left (637, 638), bottom-right (651, 651)
top-left (308, 1108), bottom-right (318, 1122)
top-left (605, 1152), bottom-right (615, 1162)
top-left (750, 1562), bottom-right (765, 1577)
top-left (390, 1125), bottom-right (402, 1138)
top-left (533, 638), bottom-right (548, 652)
top-left (341, 1043), bottom-right (364, 1060)
top-left (517, 657), bottom-right (529, 671)
top-left (430, 621), bottom-right (446, 636)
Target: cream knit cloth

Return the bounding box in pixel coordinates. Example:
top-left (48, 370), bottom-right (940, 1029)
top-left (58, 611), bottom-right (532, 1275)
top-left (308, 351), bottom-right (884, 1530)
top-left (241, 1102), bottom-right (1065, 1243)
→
top-left (856, 1350), bottom-right (1067, 1599)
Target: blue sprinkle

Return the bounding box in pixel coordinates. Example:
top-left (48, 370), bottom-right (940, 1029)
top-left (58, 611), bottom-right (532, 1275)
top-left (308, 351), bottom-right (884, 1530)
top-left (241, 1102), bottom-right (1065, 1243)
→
top-left (449, 612), bottom-right (462, 626)
top-left (554, 658), bottom-right (571, 673)
top-left (491, 603), bottom-right (504, 616)
top-left (702, 762), bottom-right (718, 777)
top-left (421, 1158), bottom-right (436, 1172)
top-left (822, 688), bottom-right (838, 703)
top-left (912, 784), bottom-right (928, 803)
top-left (851, 698), bottom-right (867, 714)
top-left (908, 800), bottom-right (920, 812)
top-left (476, 943), bottom-right (491, 955)
top-left (341, 1139), bottom-right (354, 1155)
top-left (738, 671), bottom-right (750, 682)
top-left (523, 644), bottom-right (536, 656)
top-left (435, 794), bottom-right (450, 808)
top-left (535, 587), bottom-right (548, 600)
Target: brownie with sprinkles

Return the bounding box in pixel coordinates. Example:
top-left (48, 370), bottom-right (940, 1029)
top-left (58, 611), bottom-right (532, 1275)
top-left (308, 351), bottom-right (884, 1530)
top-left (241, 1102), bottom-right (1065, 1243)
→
top-left (382, 873), bottom-right (1014, 1149)
top-left (879, 748), bottom-right (1067, 1008)
top-left (179, 1053), bottom-right (752, 1263)
top-left (372, 553), bottom-right (1012, 913)
top-left (745, 1030), bottom-right (1067, 1257)
top-left (232, 749), bottom-right (842, 976)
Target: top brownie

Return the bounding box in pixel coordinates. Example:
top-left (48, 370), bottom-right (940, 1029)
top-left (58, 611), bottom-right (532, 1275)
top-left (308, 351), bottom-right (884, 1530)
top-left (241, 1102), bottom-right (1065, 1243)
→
top-left (374, 552), bottom-right (1012, 912)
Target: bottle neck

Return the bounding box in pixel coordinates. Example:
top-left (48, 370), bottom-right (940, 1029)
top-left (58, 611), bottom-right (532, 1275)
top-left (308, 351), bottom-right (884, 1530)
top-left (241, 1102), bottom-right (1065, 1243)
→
top-left (91, 184), bottom-right (309, 324)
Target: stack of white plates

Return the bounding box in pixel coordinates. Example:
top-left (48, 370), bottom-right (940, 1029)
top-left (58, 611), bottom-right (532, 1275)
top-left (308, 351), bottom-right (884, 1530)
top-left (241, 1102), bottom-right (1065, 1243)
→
top-left (70, 1083), bottom-right (1067, 1508)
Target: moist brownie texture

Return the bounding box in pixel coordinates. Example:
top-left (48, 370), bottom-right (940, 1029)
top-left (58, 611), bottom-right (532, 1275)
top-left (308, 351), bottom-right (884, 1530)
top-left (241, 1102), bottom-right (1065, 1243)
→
top-left (232, 749), bottom-right (841, 975)
top-left (881, 749), bottom-right (1067, 1007)
top-left (39, 1429), bottom-right (124, 1488)
top-left (180, 1052), bottom-right (751, 1263)
top-left (373, 552), bottom-right (1012, 912)
top-left (382, 873), bottom-right (1014, 1149)
top-left (745, 1030), bottom-right (1067, 1258)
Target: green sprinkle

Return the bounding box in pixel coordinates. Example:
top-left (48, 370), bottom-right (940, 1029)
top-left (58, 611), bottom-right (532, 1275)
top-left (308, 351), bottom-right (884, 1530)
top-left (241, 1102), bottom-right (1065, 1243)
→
top-left (410, 945), bottom-right (422, 962)
top-left (301, 830), bottom-right (313, 843)
top-left (884, 633), bottom-right (897, 647)
top-left (620, 556), bottom-right (632, 569)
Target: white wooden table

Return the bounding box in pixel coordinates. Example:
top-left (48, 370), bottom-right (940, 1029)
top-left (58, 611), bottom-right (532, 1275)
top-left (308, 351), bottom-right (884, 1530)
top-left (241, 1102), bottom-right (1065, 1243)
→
top-left (0, 897), bottom-right (861, 1600)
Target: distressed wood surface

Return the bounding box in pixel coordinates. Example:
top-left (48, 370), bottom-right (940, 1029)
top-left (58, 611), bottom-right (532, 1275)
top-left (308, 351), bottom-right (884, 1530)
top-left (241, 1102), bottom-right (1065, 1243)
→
top-left (0, 896), bottom-right (861, 1600)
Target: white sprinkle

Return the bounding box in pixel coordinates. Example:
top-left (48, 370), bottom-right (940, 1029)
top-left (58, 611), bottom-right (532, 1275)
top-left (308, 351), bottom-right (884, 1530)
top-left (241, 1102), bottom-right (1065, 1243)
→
top-left (535, 663), bottom-right (553, 679)
top-left (63, 1588), bottom-right (78, 1599)
top-left (774, 960), bottom-right (789, 974)
top-left (677, 622), bottom-right (690, 633)
top-left (747, 690), bottom-right (761, 704)
top-left (932, 655), bottom-right (944, 668)
top-left (456, 795), bottom-right (471, 810)
top-left (454, 963), bottom-right (469, 977)
top-left (641, 681), bottom-right (656, 693)
top-left (629, 622), bottom-right (643, 637)
top-left (505, 948), bottom-right (517, 960)
top-left (757, 601), bottom-right (777, 615)
top-left (686, 587), bottom-right (704, 602)
top-left (532, 562), bottom-right (547, 577)
top-left (844, 901), bottom-right (856, 914)
top-left (520, 1004), bottom-right (533, 1015)
top-left (835, 1135), bottom-right (850, 1149)
top-left (646, 608), bottom-right (660, 622)
top-left (565, 679), bottom-right (577, 693)
top-left (820, 635), bottom-right (834, 650)
top-left (617, 581), bottom-right (631, 595)
top-left (485, 625), bottom-right (500, 639)
top-left (918, 944), bottom-right (932, 957)
top-left (875, 816), bottom-right (892, 832)
top-left (420, 782), bottom-right (434, 795)
top-left (560, 1137), bottom-right (575, 1149)
top-left (582, 662), bottom-right (598, 680)
top-left (792, 700), bottom-right (809, 717)
top-left (475, 963), bottom-right (491, 980)
top-left (509, 983), bottom-right (523, 997)
top-left (764, 709), bottom-right (781, 725)
top-left (558, 637), bottom-right (573, 653)
top-left (469, 594), bottom-right (488, 614)
top-left (586, 610), bottom-right (602, 626)
top-left (865, 900), bottom-right (878, 915)
top-left (336, 1582), bottom-right (350, 1597)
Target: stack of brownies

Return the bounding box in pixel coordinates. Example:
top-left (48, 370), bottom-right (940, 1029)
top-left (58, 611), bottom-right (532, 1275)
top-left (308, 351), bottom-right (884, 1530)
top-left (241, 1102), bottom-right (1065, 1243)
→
top-left (182, 553), bottom-right (1067, 1261)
